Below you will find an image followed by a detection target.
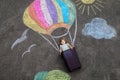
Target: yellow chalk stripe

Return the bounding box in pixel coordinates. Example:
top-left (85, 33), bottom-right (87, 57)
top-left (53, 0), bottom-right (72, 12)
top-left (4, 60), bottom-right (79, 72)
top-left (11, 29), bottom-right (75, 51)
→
top-left (23, 7), bottom-right (47, 34)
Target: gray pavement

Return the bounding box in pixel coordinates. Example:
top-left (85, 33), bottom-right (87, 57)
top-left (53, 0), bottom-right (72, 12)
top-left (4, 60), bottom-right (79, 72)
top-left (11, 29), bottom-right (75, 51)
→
top-left (0, 0), bottom-right (120, 80)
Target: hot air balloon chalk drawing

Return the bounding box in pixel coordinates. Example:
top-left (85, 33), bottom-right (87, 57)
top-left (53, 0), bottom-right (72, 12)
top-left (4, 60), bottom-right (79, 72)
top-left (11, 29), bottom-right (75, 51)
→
top-left (23, 0), bottom-right (75, 34)
top-left (23, 0), bottom-right (77, 52)
top-left (11, 0), bottom-right (78, 58)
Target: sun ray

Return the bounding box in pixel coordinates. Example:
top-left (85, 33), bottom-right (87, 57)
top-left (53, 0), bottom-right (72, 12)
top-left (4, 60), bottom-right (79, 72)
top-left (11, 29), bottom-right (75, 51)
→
top-left (95, 2), bottom-right (104, 8)
top-left (91, 6), bottom-right (96, 15)
top-left (75, 0), bottom-right (80, 3)
top-left (87, 6), bottom-right (90, 15)
top-left (76, 2), bottom-right (82, 6)
top-left (78, 4), bottom-right (84, 10)
top-left (96, 0), bottom-right (104, 3)
top-left (81, 5), bottom-right (86, 14)
top-left (93, 4), bottom-right (102, 12)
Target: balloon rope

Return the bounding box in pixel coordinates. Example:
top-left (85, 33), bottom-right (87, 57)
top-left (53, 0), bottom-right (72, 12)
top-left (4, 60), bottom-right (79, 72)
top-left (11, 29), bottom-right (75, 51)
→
top-left (50, 35), bottom-right (60, 50)
top-left (72, 18), bottom-right (78, 46)
top-left (68, 30), bottom-right (73, 44)
top-left (51, 28), bottom-right (69, 39)
top-left (39, 33), bottom-right (59, 51)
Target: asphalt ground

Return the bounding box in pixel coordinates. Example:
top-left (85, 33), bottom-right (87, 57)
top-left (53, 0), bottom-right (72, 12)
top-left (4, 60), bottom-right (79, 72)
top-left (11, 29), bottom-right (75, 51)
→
top-left (0, 0), bottom-right (120, 80)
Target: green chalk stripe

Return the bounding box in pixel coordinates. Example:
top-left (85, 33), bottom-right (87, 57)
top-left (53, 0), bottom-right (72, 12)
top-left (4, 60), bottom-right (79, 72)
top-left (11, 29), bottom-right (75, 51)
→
top-left (34, 71), bottom-right (48, 80)
top-left (46, 70), bottom-right (71, 80)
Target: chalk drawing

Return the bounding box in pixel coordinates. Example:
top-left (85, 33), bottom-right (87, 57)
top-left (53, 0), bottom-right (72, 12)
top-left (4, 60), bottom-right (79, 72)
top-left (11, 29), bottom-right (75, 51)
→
top-left (75, 0), bottom-right (105, 15)
top-left (82, 18), bottom-right (117, 39)
top-left (22, 44), bottom-right (37, 58)
top-left (11, 29), bottom-right (29, 50)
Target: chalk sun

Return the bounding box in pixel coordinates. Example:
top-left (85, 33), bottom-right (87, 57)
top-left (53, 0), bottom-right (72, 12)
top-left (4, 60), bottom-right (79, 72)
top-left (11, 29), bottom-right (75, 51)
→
top-left (75, 0), bottom-right (105, 15)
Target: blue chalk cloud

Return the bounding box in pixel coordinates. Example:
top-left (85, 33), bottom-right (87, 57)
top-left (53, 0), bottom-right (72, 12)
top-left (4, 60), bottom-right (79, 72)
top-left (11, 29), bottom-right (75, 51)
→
top-left (82, 18), bottom-right (117, 39)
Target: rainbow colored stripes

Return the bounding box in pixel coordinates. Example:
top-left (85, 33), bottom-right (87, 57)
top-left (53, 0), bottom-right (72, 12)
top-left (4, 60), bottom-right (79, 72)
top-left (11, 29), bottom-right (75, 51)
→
top-left (23, 0), bottom-right (76, 35)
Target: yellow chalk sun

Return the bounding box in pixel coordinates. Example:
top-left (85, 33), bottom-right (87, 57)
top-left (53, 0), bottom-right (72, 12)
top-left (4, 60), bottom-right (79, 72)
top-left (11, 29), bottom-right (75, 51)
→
top-left (75, 0), bottom-right (105, 15)
top-left (81, 0), bottom-right (95, 4)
